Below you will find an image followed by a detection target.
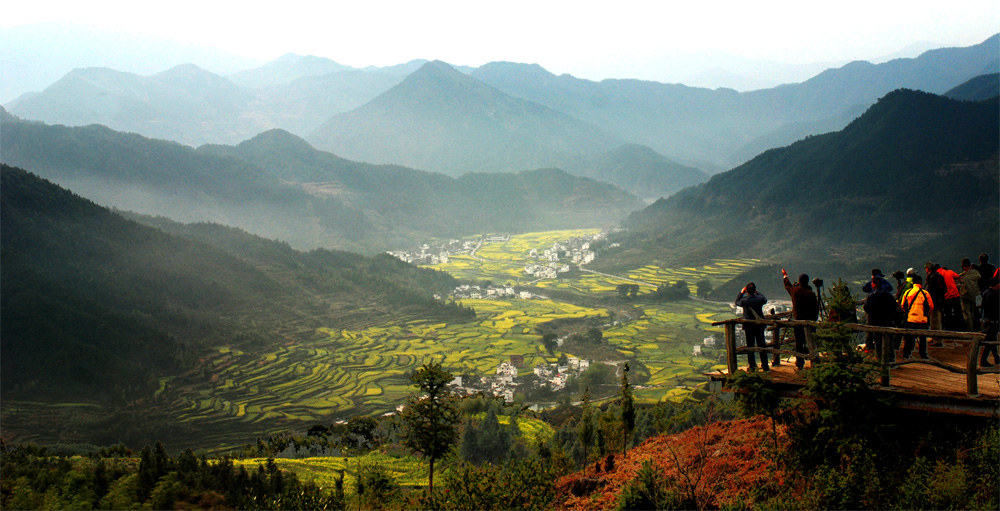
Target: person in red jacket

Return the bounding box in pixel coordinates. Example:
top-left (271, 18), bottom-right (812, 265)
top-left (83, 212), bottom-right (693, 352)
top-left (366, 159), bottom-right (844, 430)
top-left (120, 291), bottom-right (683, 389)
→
top-left (939, 265), bottom-right (964, 332)
top-left (783, 269), bottom-right (819, 369)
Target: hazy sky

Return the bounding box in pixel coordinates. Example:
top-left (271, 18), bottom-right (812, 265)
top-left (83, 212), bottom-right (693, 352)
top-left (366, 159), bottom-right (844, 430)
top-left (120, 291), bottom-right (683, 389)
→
top-left (3, 0), bottom-right (998, 82)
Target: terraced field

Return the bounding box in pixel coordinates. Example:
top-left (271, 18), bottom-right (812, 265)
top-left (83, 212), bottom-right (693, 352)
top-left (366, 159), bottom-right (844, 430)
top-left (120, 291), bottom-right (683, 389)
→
top-left (155, 229), bottom-right (757, 445)
top-left (159, 298), bottom-right (610, 437)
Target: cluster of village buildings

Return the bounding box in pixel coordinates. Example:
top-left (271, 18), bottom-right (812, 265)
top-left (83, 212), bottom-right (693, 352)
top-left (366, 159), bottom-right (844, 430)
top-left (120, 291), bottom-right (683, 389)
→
top-left (523, 235), bottom-right (603, 280)
top-left (387, 231), bottom-right (615, 282)
top-left (446, 355), bottom-right (594, 402)
top-left (448, 284), bottom-right (537, 301)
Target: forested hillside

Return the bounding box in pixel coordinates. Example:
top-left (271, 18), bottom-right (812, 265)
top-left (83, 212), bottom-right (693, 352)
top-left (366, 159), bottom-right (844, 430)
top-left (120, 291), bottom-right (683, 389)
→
top-left (602, 90), bottom-right (999, 274)
top-left (945, 73), bottom-right (1000, 101)
top-left (0, 164), bottom-right (466, 415)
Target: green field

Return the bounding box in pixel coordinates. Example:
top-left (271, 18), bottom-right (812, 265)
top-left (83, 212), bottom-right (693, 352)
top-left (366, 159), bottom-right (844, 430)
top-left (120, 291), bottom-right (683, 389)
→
top-left (233, 414), bottom-right (552, 492)
top-left (153, 229), bottom-right (754, 443)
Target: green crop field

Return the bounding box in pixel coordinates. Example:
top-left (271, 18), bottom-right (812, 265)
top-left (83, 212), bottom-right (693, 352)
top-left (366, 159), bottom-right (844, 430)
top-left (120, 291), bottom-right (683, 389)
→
top-left (232, 414), bottom-right (552, 492)
top-left (152, 229), bottom-right (754, 444)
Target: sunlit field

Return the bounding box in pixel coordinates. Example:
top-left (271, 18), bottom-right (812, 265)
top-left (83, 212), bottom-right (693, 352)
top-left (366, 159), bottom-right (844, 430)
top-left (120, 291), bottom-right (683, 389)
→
top-left (153, 229), bottom-right (754, 444)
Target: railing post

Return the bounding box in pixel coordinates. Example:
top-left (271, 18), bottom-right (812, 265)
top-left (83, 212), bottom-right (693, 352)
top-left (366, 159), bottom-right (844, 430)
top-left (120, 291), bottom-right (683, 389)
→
top-left (725, 322), bottom-right (738, 375)
top-left (804, 323), bottom-right (818, 365)
top-left (879, 332), bottom-right (891, 387)
top-left (967, 336), bottom-right (981, 397)
top-left (770, 323), bottom-right (781, 366)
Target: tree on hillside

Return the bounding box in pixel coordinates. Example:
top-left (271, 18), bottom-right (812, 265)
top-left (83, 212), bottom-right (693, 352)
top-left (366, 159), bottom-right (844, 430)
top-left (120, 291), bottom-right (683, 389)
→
top-left (542, 333), bottom-right (558, 355)
top-left (696, 279), bottom-right (713, 298)
top-left (399, 362), bottom-right (460, 495)
top-left (620, 362), bottom-right (635, 458)
top-left (652, 280), bottom-right (691, 301)
top-left (341, 415), bottom-right (379, 452)
top-left (578, 387), bottom-right (595, 474)
top-left (617, 284), bottom-right (640, 298)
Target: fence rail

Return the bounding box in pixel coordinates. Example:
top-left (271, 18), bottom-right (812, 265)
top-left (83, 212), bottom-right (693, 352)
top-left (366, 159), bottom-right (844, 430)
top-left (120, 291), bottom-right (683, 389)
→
top-left (710, 318), bottom-right (993, 397)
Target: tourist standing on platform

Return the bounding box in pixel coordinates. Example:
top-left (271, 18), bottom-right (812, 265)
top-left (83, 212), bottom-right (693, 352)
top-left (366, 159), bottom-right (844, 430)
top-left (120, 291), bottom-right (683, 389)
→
top-left (959, 258), bottom-right (982, 331)
top-left (862, 269), bottom-right (893, 294)
top-left (783, 269), bottom-right (819, 369)
top-left (900, 275), bottom-right (934, 360)
top-left (863, 276), bottom-right (900, 358)
top-left (896, 268), bottom-right (916, 301)
top-left (977, 253), bottom-right (997, 293)
top-left (736, 282), bottom-right (769, 371)
top-left (862, 269), bottom-right (893, 351)
top-left (924, 263), bottom-right (947, 344)
top-left (979, 277), bottom-right (1000, 367)
top-left (939, 265), bottom-right (964, 331)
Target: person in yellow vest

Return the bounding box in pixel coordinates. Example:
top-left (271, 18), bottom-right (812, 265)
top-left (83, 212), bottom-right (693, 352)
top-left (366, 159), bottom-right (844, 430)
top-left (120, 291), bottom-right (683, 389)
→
top-left (900, 274), bottom-right (935, 360)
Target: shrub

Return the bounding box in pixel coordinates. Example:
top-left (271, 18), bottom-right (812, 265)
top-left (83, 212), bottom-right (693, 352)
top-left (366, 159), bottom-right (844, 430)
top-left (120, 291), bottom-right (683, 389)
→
top-left (616, 459), bottom-right (682, 511)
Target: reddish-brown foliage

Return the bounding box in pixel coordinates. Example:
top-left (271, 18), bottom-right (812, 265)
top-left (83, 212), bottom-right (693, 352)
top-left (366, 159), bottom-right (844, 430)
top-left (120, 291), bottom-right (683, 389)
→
top-left (555, 417), bottom-right (786, 510)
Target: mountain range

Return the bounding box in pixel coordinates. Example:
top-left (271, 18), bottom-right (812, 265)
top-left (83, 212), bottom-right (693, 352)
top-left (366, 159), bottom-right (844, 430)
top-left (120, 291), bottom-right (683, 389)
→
top-left (5, 34), bottom-right (995, 199)
top-left (0, 109), bottom-right (643, 253)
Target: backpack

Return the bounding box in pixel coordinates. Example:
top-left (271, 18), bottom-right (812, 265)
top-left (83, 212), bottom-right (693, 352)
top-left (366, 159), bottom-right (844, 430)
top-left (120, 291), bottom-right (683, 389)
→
top-left (903, 288), bottom-right (929, 322)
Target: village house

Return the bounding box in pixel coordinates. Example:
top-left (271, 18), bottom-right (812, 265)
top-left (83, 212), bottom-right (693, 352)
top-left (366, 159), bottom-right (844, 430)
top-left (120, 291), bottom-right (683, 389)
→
top-left (534, 364), bottom-right (553, 378)
top-left (496, 361), bottom-right (518, 380)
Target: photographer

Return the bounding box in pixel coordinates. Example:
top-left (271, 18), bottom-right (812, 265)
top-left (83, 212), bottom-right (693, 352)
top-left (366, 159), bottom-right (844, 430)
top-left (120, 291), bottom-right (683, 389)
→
top-left (735, 282), bottom-right (769, 371)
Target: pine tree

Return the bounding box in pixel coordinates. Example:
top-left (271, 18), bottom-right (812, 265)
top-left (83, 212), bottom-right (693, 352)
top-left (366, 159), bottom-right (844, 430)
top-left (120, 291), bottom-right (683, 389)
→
top-left (578, 387), bottom-right (595, 474)
top-left (620, 362), bottom-right (635, 458)
top-left (399, 362), bottom-right (460, 494)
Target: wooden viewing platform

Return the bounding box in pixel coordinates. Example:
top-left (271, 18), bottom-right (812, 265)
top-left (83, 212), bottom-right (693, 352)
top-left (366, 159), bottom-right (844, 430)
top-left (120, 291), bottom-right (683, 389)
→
top-left (706, 318), bottom-right (1000, 417)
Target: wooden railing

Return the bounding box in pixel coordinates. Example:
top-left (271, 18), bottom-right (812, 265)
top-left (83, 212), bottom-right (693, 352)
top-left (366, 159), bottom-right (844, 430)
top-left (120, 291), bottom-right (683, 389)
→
top-left (711, 317), bottom-right (994, 397)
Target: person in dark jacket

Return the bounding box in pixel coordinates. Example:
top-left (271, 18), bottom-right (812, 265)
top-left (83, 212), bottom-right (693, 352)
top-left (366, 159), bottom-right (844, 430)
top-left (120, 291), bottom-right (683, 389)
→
top-left (977, 253), bottom-right (997, 294)
top-left (959, 258), bottom-right (982, 331)
top-left (862, 270), bottom-right (893, 351)
top-left (862, 269), bottom-right (893, 294)
top-left (863, 276), bottom-right (900, 358)
top-left (980, 277), bottom-right (1000, 367)
top-left (924, 262), bottom-right (947, 344)
top-left (783, 269), bottom-right (819, 369)
top-left (736, 282), bottom-right (769, 371)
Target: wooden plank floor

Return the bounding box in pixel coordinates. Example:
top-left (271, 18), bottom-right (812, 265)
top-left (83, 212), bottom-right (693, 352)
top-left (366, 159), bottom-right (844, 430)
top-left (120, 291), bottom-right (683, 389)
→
top-left (710, 341), bottom-right (1000, 404)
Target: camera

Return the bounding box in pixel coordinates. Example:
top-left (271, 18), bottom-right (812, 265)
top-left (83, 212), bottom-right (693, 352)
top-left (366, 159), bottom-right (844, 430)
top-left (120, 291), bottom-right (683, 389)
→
top-left (812, 278), bottom-right (824, 288)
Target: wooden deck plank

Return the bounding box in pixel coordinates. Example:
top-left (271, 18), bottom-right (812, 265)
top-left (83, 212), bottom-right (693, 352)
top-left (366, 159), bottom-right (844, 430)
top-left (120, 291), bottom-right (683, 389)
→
top-left (709, 342), bottom-right (1000, 410)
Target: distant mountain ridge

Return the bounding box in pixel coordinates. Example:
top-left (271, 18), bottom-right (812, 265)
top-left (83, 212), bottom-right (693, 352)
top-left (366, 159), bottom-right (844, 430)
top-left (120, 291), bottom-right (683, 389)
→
top-left (307, 60), bottom-right (623, 173)
top-left (0, 110), bottom-right (643, 252)
top-left (604, 89), bottom-right (999, 274)
top-left (228, 53), bottom-right (355, 87)
top-left (6, 64), bottom-right (270, 145)
top-left (474, 35), bottom-right (999, 170)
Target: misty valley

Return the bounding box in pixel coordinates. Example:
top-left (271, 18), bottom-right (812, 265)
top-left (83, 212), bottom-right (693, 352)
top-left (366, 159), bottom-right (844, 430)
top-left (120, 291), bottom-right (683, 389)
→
top-left (1, 31), bottom-right (998, 511)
